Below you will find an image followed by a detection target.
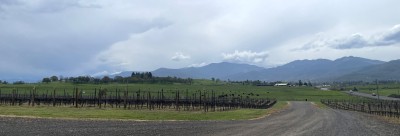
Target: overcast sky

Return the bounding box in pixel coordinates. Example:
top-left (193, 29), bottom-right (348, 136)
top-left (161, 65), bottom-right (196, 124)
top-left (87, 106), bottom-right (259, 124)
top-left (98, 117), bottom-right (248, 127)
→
top-left (1, 0), bottom-right (400, 81)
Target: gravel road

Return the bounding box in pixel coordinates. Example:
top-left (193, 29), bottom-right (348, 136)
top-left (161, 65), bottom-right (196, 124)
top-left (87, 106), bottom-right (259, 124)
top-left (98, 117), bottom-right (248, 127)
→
top-left (1, 102), bottom-right (399, 136)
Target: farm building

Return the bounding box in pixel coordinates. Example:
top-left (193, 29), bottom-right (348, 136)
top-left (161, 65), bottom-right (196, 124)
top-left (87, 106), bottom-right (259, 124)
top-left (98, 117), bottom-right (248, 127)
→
top-left (274, 83), bottom-right (288, 86)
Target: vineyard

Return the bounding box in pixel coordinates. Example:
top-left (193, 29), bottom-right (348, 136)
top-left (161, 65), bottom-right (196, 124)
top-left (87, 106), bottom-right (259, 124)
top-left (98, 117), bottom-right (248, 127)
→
top-left (0, 88), bottom-right (276, 112)
top-left (321, 99), bottom-right (400, 118)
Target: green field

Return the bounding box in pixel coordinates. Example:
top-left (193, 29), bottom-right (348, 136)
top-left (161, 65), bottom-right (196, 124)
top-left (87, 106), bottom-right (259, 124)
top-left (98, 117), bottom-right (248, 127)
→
top-left (347, 84), bottom-right (400, 97)
top-left (0, 81), bottom-right (360, 120)
top-left (0, 81), bottom-right (356, 101)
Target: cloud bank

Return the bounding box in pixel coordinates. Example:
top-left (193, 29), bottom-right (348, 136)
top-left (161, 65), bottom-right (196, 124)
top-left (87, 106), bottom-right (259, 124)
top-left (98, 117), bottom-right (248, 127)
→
top-left (299, 24), bottom-right (400, 50)
top-left (1, 0), bottom-right (400, 81)
top-left (222, 50), bottom-right (269, 64)
top-left (171, 52), bottom-right (191, 61)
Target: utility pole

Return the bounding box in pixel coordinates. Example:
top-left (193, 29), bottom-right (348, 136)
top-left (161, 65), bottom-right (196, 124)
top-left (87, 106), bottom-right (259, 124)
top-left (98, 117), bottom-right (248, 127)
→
top-left (376, 79), bottom-right (380, 100)
top-left (396, 81), bottom-right (400, 97)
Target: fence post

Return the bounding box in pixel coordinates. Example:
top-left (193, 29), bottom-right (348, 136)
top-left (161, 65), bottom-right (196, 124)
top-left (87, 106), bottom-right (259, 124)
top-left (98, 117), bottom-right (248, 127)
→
top-left (75, 88), bottom-right (78, 108)
top-left (53, 89), bottom-right (56, 107)
top-left (32, 87), bottom-right (35, 106)
top-left (124, 90), bottom-right (127, 109)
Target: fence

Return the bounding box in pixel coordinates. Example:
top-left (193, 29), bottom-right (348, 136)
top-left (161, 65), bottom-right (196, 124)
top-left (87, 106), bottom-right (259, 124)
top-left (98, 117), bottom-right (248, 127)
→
top-left (0, 88), bottom-right (276, 112)
top-left (321, 99), bottom-right (400, 118)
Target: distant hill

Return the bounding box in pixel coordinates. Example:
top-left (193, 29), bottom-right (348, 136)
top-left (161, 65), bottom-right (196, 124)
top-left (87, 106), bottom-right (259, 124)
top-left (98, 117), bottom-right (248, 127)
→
top-left (152, 62), bottom-right (265, 79)
top-left (112, 71), bottom-right (135, 77)
top-left (336, 59), bottom-right (400, 81)
top-left (227, 59), bottom-right (332, 81)
top-left (113, 56), bottom-right (398, 81)
top-left (6, 56), bottom-right (396, 83)
top-left (226, 56), bottom-right (385, 81)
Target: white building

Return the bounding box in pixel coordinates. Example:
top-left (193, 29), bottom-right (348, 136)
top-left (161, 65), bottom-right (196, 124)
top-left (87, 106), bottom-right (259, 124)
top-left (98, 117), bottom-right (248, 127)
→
top-left (274, 83), bottom-right (288, 86)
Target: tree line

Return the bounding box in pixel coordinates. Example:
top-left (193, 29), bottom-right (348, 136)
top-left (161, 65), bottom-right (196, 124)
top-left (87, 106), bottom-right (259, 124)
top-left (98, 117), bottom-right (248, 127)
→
top-left (41, 72), bottom-right (193, 84)
top-left (227, 79), bottom-right (313, 86)
top-left (0, 80), bottom-right (8, 84)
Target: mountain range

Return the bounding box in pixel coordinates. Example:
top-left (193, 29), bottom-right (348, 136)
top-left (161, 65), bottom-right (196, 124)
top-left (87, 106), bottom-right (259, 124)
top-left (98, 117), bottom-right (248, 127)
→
top-left (152, 62), bottom-right (265, 79)
top-left (115, 56), bottom-right (400, 82)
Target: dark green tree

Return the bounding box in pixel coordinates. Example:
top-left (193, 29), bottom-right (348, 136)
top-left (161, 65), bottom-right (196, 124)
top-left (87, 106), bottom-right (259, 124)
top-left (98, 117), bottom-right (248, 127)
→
top-left (298, 80), bottom-right (303, 86)
top-left (131, 72), bottom-right (136, 77)
top-left (42, 78), bottom-right (51, 83)
top-left (114, 76), bottom-right (124, 83)
top-left (101, 76), bottom-right (111, 83)
top-left (93, 78), bottom-right (101, 84)
top-left (187, 78), bottom-right (193, 85)
top-left (13, 81), bottom-right (25, 84)
top-left (50, 76), bottom-right (58, 82)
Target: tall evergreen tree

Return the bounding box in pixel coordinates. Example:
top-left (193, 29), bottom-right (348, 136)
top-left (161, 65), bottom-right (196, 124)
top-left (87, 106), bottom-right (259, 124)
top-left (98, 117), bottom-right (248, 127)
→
top-left (131, 72), bottom-right (136, 77)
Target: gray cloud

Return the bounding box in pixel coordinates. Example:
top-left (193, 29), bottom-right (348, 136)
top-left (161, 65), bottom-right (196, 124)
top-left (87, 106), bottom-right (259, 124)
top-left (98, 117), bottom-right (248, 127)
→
top-left (171, 52), bottom-right (191, 61)
top-left (0, 0), bottom-right (171, 81)
top-left (0, 0), bottom-right (19, 12)
top-left (188, 62), bottom-right (208, 68)
top-left (378, 24), bottom-right (400, 45)
top-left (331, 33), bottom-right (368, 49)
top-left (299, 24), bottom-right (400, 50)
top-left (2, 0), bottom-right (400, 81)
top-left (222, 50), bottom-right (269, 64)
top-left (0, 0), bottom-right (101, 13)
top-left (0, 0), bottom-right (20, 5)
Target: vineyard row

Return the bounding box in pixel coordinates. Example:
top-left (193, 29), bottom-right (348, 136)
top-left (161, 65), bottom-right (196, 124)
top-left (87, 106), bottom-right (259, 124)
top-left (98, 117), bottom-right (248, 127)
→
top-left (321, 99), bottom-right (400, 118)
top-left (0, 88), bottom-right (277, 112)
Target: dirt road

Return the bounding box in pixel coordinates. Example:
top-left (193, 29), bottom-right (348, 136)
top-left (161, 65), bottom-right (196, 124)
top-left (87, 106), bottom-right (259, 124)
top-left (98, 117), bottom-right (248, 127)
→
top-left (1, 102), bottom-right (399, 136)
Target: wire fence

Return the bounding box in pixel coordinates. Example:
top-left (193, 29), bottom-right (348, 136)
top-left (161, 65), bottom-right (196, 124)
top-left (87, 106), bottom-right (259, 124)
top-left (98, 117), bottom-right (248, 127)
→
top-left (321, 99), bottom-right (400, 118)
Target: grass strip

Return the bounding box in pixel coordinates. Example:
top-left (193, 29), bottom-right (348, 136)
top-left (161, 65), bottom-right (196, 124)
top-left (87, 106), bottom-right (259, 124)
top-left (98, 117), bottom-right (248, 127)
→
top-left (0, 101), bottom-right (287, 121)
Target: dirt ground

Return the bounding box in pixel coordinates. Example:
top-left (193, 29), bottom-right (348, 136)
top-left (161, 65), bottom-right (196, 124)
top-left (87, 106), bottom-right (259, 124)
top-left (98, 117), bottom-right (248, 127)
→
top-left (1, 102), bottom-right (399, 136)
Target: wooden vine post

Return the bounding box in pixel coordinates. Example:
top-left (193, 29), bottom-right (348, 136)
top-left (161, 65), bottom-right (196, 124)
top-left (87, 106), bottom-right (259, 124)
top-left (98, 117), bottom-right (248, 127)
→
top-left (75, 87), bottom-right (78, 108)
